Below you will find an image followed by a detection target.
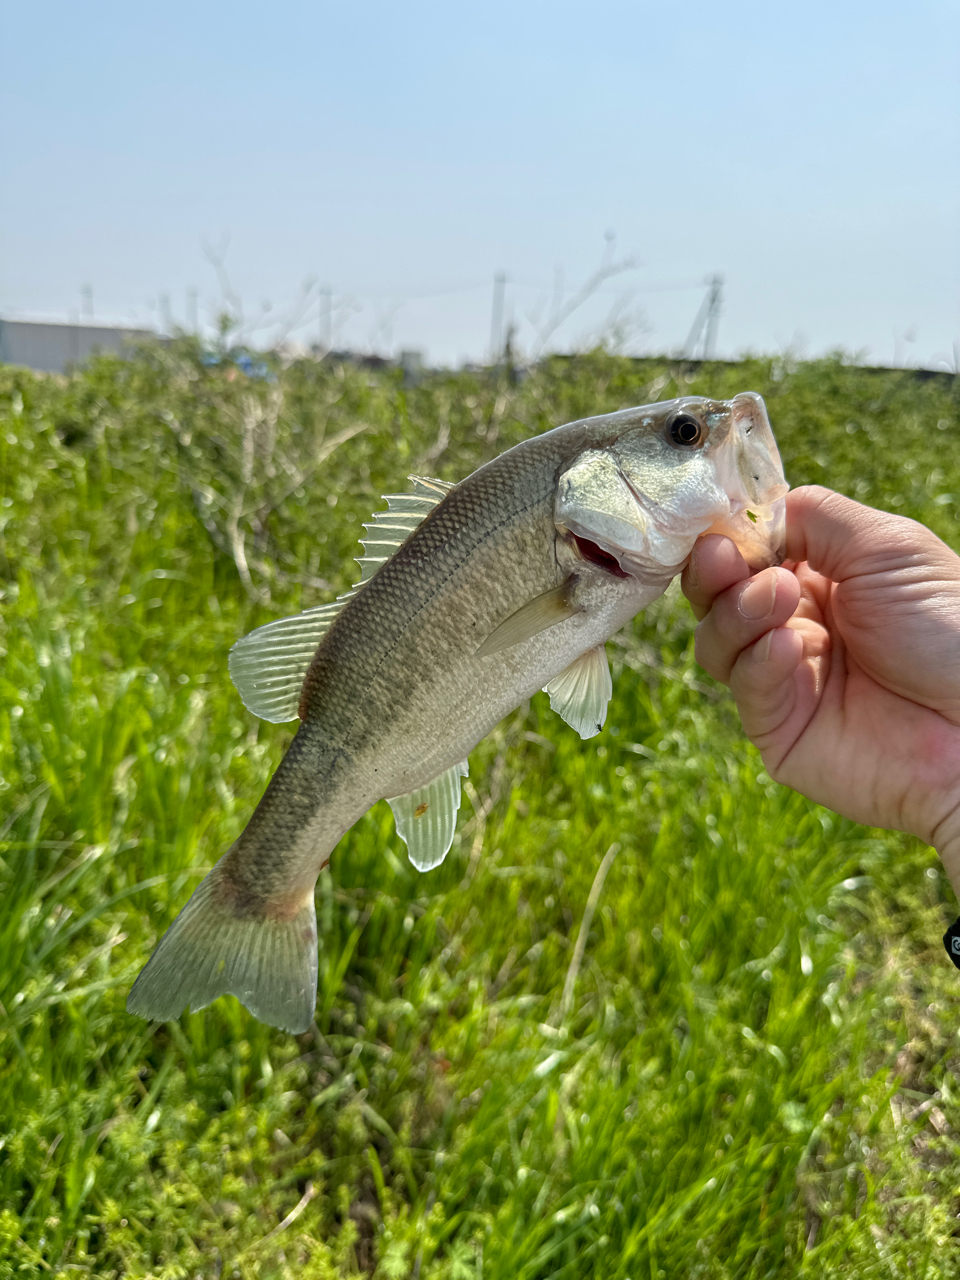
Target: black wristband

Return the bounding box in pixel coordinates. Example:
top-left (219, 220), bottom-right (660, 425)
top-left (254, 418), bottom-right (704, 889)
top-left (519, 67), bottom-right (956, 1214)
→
top-left (944, 919), bottom-right (960, 969)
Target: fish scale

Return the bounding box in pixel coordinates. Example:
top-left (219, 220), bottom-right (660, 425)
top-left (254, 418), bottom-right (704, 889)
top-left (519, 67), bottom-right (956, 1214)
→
top-left (296, 442), bottom-right (561, 759)
top-left (128, 392), bottom-right (787, 1032)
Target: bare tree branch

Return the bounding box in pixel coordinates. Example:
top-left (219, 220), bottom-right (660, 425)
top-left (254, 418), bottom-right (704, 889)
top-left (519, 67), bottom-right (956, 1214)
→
top-left (531, 234), bottom-right (640, 358)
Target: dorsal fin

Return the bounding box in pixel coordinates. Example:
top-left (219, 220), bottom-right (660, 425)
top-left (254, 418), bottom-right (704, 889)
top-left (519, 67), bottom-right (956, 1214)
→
top-left (356, 475), bottom-right (455, 583)
top-left (228, 600), bottom-right (349, 722)
top-left (228, 475), bottom-right (454, 721)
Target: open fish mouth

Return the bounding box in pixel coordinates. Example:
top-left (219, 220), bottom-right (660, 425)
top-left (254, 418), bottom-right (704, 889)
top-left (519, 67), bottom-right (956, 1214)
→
top-left (559, 514), bottom-right (690, 581)
top-left (565, 529), bottom-right (631, 578)
top-left (562, 497), bottom-right (786, 580)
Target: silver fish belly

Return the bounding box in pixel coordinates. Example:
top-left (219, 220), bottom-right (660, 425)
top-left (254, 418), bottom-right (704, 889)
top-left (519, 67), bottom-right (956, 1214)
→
top-left (127, 391), bottom-right (787, 1032)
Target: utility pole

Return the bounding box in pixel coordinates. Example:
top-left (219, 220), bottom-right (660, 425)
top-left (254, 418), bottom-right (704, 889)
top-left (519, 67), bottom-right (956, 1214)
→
top-left (80, 283), bottom-right (93, 323)
top-left (186, 287), bottom-right (199, 334)
top-left (684, 273), bottom-right (723, 360)
top-left (159, 292), bottom-right (173, 334)
top-left (319, 286), bottom-right (332, 354)
top-left (702, 274), bottom-right (723, 360)
top-left (490, 271), bottom-right (506, 365)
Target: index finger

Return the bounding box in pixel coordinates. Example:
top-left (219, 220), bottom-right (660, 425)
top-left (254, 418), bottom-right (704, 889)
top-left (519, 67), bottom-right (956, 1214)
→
top-left (681, 534), bottom-right (752, 621)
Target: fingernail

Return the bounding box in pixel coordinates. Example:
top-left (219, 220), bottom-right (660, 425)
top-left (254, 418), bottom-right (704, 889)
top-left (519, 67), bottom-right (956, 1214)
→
top-left (739, 573), bottom-right (776, 620)
top-left (752, 631), bottom-right (774, 663)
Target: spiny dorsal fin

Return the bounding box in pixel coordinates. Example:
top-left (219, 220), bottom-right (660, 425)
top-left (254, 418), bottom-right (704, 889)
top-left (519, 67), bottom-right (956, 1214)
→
top-left (356, 475), bottom-right (455, 583)
top-left (543, 645), bottom-right (612, 740)
top-left (229, 475), bottom-right (454, 722)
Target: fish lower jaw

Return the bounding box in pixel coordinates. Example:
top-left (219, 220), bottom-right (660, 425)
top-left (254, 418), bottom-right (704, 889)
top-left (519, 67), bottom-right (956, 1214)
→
top-left (618, 550), bottom-right (689, 581)
top-left (703, 495), bottom-right (787, 570)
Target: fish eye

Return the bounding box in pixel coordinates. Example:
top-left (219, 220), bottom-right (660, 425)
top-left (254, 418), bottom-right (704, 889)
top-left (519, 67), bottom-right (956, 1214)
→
top-left (667, 413), bottom-right (704, 448)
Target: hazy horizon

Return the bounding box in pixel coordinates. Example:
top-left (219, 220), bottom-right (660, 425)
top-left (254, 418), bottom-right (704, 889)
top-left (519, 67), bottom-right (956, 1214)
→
top-left (2, 0), bottom-right (958, 369)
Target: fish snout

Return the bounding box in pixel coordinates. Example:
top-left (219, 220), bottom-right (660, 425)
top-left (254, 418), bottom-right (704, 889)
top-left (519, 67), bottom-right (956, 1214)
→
top-left (730, 394), bottom-right (785, 499)
top-left (704, 392), bottom-right (788, 569)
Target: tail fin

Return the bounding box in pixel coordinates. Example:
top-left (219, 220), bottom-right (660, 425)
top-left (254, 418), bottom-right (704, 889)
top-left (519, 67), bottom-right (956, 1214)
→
top-left (127, 859), bottom-right (318, 1033)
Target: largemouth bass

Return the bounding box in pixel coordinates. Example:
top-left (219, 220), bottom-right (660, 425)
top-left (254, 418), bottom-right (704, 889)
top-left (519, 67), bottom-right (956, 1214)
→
top-left (128, 391), bottom-right (787, 1032)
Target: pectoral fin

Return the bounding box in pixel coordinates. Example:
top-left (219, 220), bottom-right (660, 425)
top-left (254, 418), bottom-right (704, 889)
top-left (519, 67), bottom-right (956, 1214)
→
top-left (475, 579), bottom-right (581, 658)
top-left (543, 645), bottom-right (612, 739)
top-left (388, 760), bottom-right (469, 872)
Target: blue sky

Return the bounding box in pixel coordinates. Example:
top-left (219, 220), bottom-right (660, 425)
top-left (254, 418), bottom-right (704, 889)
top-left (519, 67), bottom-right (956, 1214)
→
top-left (2, 0), bottom-right (958, 366)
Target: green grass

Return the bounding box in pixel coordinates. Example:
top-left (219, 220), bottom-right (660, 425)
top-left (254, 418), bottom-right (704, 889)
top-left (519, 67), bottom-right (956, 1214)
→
top-left (1, 342), bottom-right (960, 1277)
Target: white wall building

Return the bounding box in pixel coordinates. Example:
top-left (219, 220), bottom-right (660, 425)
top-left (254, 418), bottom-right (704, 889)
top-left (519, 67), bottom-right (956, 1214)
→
top-left (0, 319), bottom-right (156, 373)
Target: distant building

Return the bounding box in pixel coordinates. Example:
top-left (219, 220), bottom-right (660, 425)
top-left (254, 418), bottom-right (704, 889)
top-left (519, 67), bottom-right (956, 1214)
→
top-left (0, 318), bottom-right (156, 374)
top-left (398, 349), bottom-right (424, 384)
top-left (318, 348), bottom-right (393, 372)
top-left (310, 347), bottom-right (428, 383)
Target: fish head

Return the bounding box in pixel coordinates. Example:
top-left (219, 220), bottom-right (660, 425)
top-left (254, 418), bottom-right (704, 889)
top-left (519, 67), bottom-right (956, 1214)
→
top-left (555, 391), bottom-right (788, 580)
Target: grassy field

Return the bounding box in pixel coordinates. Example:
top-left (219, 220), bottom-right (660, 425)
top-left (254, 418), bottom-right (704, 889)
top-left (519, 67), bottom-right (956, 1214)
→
top-left (1, 342), bottom-right (960, 1278)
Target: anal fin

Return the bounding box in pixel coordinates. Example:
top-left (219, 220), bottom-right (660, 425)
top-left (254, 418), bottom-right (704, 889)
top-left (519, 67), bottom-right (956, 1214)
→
top-left (543, 645), bottom-right (612, 740)
top-left (388, 760), bottom-right (469, 872)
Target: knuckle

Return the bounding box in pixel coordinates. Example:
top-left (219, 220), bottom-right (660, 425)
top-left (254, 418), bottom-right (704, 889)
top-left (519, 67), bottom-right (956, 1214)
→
top-left (694, 625), bottom-right (731, 684)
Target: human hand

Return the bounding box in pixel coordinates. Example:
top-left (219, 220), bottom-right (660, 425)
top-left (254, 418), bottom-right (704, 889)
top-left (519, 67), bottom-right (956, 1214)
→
top-left (681, 485), bottom-right (960, 898)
